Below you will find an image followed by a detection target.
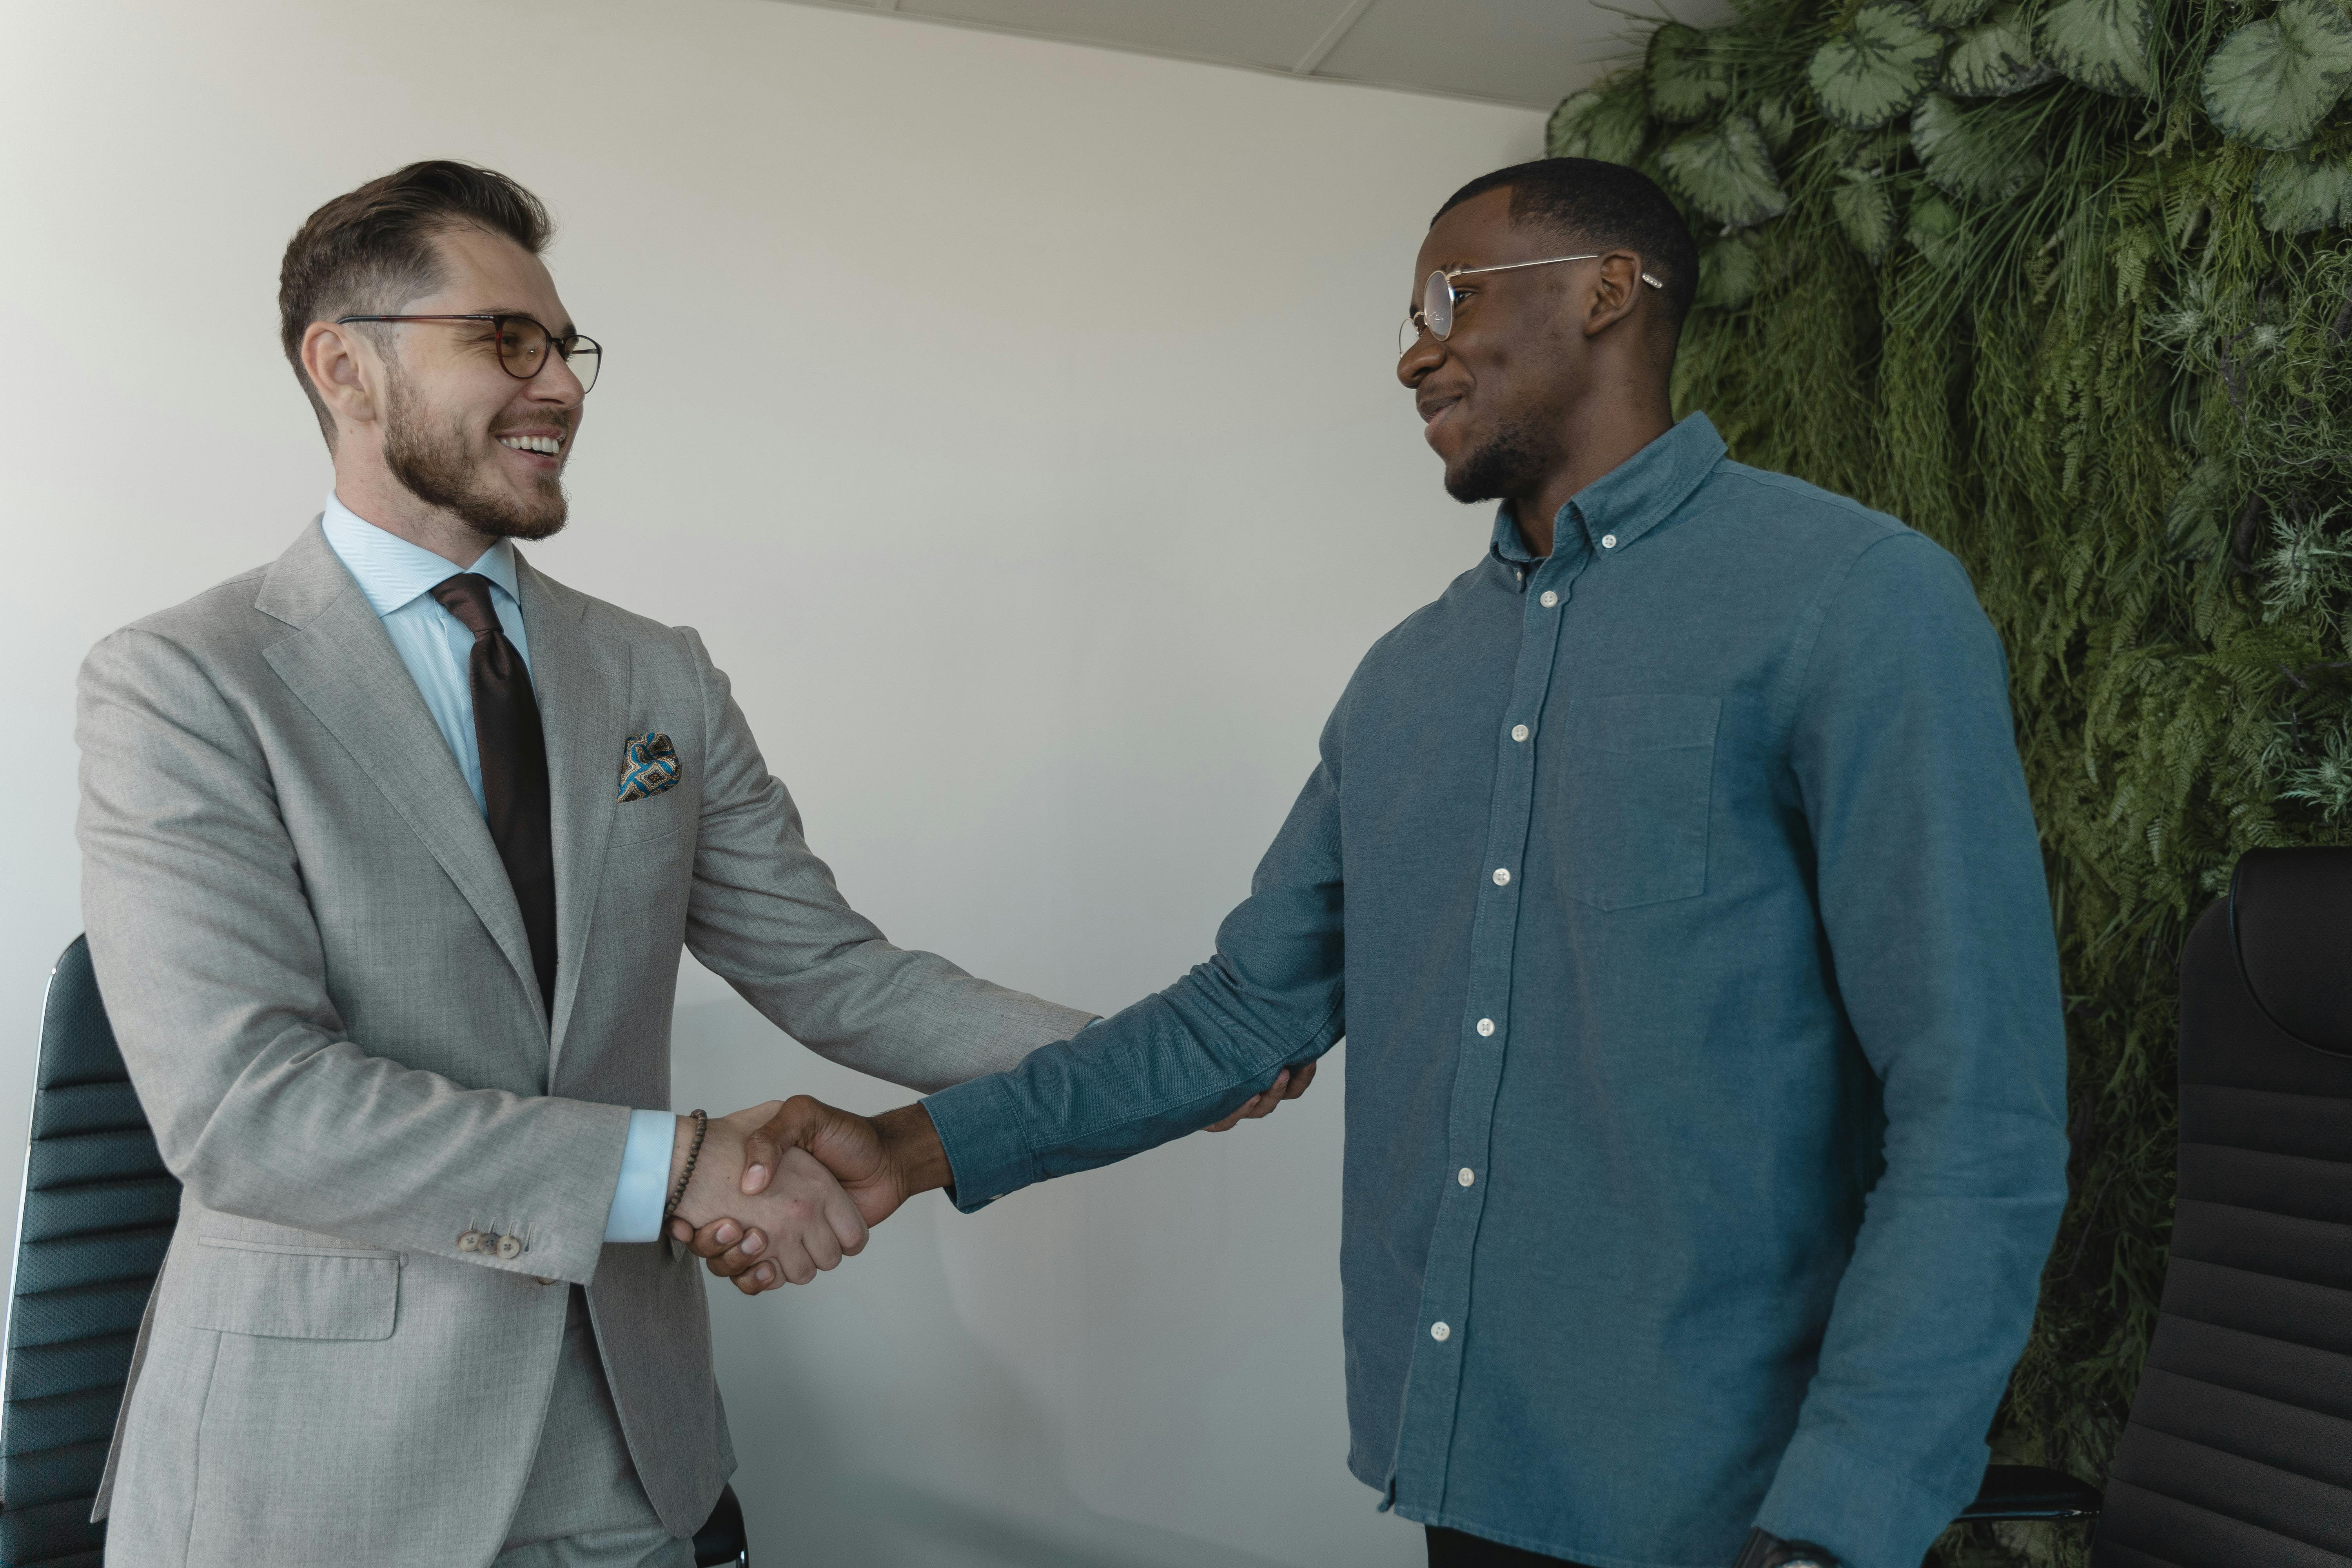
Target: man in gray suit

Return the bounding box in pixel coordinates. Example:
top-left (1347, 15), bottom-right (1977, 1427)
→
top-left (73, 159), bottom-right (1294, 1568)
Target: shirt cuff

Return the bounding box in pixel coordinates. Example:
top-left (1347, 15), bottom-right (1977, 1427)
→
top-left (603, 1109), bottom-right (679, 1243)
top-left (921, 1075), bottom-right (1036, 1214)
top-left (1756, 1429), bottom-right (1981, 1568)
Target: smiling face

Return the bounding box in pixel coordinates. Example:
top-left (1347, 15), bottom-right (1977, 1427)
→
top-left (1398, 187), bottom-right (1594, 507)
top-left (354, 224), bottom-right (585, 541)
top-left (1397, 178), bottom-right (1684, 538)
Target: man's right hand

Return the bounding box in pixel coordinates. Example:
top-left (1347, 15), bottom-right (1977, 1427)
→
top-left (672, 1097), bottom-right (949, 1292)
top-left (677, 1069), bottom-right (1318, 1292)
top-left (666, 1104), bottom-right (874, 1290)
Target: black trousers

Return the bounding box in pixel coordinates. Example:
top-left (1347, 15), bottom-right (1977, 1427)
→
top-left (1426, 1525), bottom-right (1593, 1567)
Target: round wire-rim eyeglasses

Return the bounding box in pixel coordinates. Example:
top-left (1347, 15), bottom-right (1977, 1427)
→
top-left (335, 313), bottom-right (603, 394)
top-left (1399, 256), bottom-right (1664, 358)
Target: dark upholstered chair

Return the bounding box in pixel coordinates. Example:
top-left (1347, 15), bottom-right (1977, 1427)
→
top-left (0, 937), bottom-right (748, 1566)
top-left (2090, 848), bottom-right (2352, 1564)
top-left (1958, 1464), bottom-right (2102, 1525)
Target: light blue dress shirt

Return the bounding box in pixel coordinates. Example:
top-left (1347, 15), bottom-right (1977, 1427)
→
top-left (320, 495), bottom-right (675, 1245)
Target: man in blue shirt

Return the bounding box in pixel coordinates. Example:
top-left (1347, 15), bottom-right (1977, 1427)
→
top-left (706, 158), bottom-right (2071, 1568)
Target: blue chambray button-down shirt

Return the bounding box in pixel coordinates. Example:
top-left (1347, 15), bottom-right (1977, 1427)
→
top-left (922, 415), bottom-right (2070, 1568)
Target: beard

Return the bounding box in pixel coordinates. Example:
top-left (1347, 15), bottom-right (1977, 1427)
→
top-left (382, 361), bottom-right (569, 541)
top-left (1443, 415), bottom-right (1556, 505)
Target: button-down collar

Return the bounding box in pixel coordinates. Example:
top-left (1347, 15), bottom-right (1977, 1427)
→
top-left (1488, 412), bottom-right (1730, 576)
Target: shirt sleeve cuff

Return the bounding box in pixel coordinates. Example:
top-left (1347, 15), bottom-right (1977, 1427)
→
top-left (1755, 1429), bottom-right (1981, 1568)
top-left (602, 1109), bottom-right (678, 1244)
top-left (921, 1075), bottom-right (1036, 1214)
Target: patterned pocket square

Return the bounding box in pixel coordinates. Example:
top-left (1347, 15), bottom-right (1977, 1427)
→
top-left (618, 731), bottom-right (681, 803)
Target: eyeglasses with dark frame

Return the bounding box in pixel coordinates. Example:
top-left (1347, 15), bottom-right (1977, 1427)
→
top-left (334, 313), bottom-right (603, 394)
top-left (1398, 256), bottom-right (1665, 358)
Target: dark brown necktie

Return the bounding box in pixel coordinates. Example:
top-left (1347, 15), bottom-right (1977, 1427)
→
top-left (430, 573), bottom-right (557, 1015)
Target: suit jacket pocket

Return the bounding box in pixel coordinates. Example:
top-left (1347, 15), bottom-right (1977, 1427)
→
top-left (174, 1237), bottom-right (400, 1340)
top-left (610, 781), bottom-right (692, 846)
top-left (1551, 694), bottom-right (1720, 912)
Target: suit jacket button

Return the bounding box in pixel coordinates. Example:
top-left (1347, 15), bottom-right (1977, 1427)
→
top-left (457, 1231), bottom-right (483, 1253)
top-left (496, 1234), bottom-right (524, 1260)
top-left (533, 1276), bottom-right (558, 1286)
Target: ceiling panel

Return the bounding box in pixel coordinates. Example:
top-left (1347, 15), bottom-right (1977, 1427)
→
top-left (1313, 0), bottom-right (1648, 104)
top-left (892, 0), bottom-right (1349, 73)
top-left (766, 0), bottom-right (1727, 109)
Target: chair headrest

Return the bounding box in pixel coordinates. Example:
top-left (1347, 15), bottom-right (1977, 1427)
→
top-left (2230, 847), bottom-right (2352, 1057)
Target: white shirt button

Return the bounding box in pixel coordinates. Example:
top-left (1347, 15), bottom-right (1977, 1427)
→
top-left (1539, 590), bottom-right (1559, 608)
top-left (1430, 1321), bottom-right (1452, 1342)
top-left (1601, 533), bottom-right (1618, 549)
top-left (1476, 1018), bottom-right (1495, 1036)
top-left (1458, 1167), bottom-right (1476, 1187)
top-left (1492, 867), bottom-right (1511, 886)
top-left (1511, 724), bottom-right (1529, 742)
top-left (1514, 569), bottom-right (1524, 582)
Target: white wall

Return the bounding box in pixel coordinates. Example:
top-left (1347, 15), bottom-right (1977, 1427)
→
top-left (0, 4), bottom-right (1544, 1561)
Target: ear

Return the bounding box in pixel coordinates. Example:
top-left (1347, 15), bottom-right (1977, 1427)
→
top-left (300, 320), bottom-right (383, 440)
top-left (1580, 251), bottom-right (1651, 339)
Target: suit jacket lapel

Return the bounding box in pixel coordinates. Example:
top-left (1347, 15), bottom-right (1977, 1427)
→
top-left (518, 557), bottom-right (629, 1071)
top-left (257, 523), bottom-right (546, 1027)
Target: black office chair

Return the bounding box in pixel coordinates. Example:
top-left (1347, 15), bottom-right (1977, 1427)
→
top-left (1931, 845), bottom-right (2352, 1554)
top-left (1919, 854), bottom-right (2352, 1552)
top-left (0, 937), bottom-right (749, 1567)
top-left (2087, 848), bottom-right (2352, 1564)
top-left (1955, 1465), bottom-right (2102, 1526)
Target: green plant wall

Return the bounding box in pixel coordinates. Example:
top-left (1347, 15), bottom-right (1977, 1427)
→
top-left (1547, 0), bottom-right (2352, 1561)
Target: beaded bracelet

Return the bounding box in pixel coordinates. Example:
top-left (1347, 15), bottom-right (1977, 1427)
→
top-left (664, 1109), bottom-right (709, 1224)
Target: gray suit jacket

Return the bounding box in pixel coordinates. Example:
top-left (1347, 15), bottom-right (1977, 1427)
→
top-left (75, 523), bottom-right (1091, 1567)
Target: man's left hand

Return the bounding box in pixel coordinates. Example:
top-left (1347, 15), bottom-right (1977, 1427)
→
top-left (1201, 1061), bottom-right (1316, 1131)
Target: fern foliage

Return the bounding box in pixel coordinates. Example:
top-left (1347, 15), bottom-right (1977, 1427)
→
top-left (1550, 2), bottom-right (2352, 1561)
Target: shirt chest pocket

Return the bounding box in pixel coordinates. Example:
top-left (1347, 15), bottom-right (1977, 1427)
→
top-left (1548, 694), bottom-right (1720, 912)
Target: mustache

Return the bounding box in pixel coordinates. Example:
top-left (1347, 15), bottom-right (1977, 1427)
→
top-left (488, 410), bottom-right (576, 439)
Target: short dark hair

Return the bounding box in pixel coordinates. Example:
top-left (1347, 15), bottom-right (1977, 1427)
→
top-left (278, 160), bottom-right (554, 445)
top-left (1434, 158), bottom-right (1699, 335)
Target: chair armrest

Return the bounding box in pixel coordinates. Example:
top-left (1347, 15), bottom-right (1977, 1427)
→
top-left (692, 1482), bottom-right (748, 1565)
top-left (1955, 1464), bottom-right (2103, 1521)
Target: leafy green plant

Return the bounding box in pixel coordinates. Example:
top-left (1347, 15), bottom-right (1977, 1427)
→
top-left (1662, 114), bottom-right (1795, 223)
top-left (2038, 0), bottom-right (2157, 95)
top-left (1651, 22), bottom-right (1733, 120)
top-left (1548, 2), bottom-right (2352, 1561)
top-left (2201, 0), bottom-right (2352, 148)
top-left (1811, 3), bottom-right (1950, 125)
top-left (1948, 7), bottom-right (2059, 95)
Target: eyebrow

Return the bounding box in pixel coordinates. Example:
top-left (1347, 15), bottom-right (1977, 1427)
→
top-left (475, 306), bottom-right (579, 337)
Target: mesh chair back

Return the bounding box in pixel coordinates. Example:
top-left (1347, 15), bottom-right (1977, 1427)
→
top-left (0, 937), bottom-right (179, 1567)
top-left (2091, 849), bottom-right (2352, 1566)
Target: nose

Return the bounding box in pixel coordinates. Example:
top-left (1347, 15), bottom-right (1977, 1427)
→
top-left (1397, 323), bottom-right (1443, 387)
top-left (534, 351), bottom-right (587, 405)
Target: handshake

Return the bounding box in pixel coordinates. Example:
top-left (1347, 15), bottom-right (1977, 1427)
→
top-left (659, 1065), bottom-right (1316, 1293)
